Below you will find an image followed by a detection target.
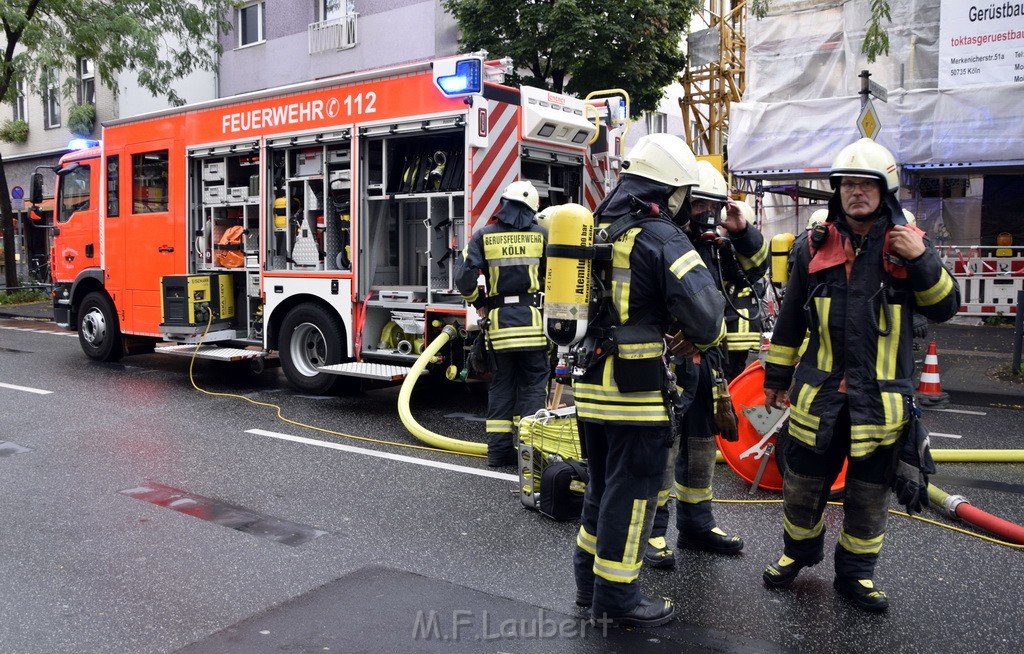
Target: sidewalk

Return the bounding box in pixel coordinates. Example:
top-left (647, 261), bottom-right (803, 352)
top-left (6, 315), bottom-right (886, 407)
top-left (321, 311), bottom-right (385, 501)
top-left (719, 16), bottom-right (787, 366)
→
top-left (0, 299), bottom-right (53, 321)
top-left (3, 299), bottom-right (1023, 407)
top-left (927, 318), bottom-right (1024, 407)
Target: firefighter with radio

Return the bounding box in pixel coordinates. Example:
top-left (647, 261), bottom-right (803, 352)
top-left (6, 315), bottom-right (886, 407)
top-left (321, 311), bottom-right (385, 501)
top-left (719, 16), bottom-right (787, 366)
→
top-left (761, 138), bottom-right (960, 611)
top-left (644, 161), bottom-right (769, 569)
top-left (569, 134), bottom-right (725, 628)
top-left (455, 180), bottom-right (549, 467)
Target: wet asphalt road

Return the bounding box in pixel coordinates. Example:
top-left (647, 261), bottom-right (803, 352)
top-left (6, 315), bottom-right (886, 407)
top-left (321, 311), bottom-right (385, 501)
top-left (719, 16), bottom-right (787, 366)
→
top-left (1, 318), bottom-right (1022, 653)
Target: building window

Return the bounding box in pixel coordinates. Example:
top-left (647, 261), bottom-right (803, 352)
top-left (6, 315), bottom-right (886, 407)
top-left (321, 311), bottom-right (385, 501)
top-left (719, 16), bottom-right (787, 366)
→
top-left (645, 112), bottom-right (668, 134)
top-left (13, 81), bottom-right (26, 122)
top-left (239, 2), bottom-right (265, 47)
top-left (132, 150), bottom-right (169, 214)
top-left (78, 58), bottom-right (95, 105)
top-left (321, 0), bottom-right (354, 22)
top-left (44, 71), bottom-right (61, 129)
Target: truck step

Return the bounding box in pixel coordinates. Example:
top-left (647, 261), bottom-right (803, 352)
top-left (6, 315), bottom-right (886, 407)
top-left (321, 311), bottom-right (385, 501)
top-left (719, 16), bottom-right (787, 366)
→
top-left (317, 362), bottom-right (423, 381)
top-left (157, 344), bottom-right (269, 362)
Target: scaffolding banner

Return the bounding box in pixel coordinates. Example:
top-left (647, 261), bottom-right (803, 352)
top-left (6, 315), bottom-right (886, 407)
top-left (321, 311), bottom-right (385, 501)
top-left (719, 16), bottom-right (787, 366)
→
top-left (938, 0), bottom-right (1024, 89)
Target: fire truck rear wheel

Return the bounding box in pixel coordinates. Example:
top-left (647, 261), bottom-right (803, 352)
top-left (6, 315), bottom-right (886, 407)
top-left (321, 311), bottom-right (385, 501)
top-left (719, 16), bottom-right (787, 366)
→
top-left (279, 302), bottom-right (346, 395)
top-left (78, 291), bottom-right (124, 362)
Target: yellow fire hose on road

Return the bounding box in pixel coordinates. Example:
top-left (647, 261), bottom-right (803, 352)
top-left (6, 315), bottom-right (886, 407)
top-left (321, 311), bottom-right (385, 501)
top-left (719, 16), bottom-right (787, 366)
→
top-left (398, 323), bottom-right (487, 457)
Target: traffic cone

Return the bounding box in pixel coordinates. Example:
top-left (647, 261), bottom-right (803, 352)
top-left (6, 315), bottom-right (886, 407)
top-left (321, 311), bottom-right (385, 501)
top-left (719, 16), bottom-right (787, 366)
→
top-left (916, 341), bottom-right (949, 406)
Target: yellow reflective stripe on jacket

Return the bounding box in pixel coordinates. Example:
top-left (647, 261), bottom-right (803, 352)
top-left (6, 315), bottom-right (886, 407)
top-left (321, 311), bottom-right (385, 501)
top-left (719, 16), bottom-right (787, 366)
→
top-left (726, 333), bottom-right (760, 350)
top-left (875, 305), bottom-right (902, 380)
top-left (766, 343), bottom-right (800, 367)
top-left (617, 342), bottom-right (663, 360)
top-left (577, 526), bottom-right (597, 555)
top-left (736, 238), bottom-right (769, 272)
top-left (463, 287), bottom-right (479, 303)
top-left (674, 482), bottom-right (713, 504)
top-left (574, 361), bottom-right (670, 423)
top-left (669, 249), bottom-right (703, 279)
top-left (838, 529), bottom-right (885, 555)
top-left (813, 297), bottom-right (834, 372)
top-left (784, 515), bottom-right (824, 541)
top-left (695, 321), bottom-right (726, 351)
top-left (593, 499), bottom-right (646, 583)
top-left (915, 269), bottom-right (955, 307)
top-left (850, 427), bottom-right (900, 458)
top-left (611, 228), bottom-right (640, 324)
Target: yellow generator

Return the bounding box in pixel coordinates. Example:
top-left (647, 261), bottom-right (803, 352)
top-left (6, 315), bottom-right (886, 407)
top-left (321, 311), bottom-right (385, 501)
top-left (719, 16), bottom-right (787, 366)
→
top-left (160, 273), bottom-right (235, 333)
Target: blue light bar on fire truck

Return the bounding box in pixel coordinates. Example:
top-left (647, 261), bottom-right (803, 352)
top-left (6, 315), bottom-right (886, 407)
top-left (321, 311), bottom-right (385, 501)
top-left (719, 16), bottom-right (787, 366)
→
top-left (433, 56), bottom-right (483, 97)
top-left (68, 138), bottom-right (100, 151)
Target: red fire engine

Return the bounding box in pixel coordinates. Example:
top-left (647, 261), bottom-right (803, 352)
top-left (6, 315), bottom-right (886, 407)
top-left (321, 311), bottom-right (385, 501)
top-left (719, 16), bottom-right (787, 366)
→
top-left (33, 55), bottom-right (624, 393)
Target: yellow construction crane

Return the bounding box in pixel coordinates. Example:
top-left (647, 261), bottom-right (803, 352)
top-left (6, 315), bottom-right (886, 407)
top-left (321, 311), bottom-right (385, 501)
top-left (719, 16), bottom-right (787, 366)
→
top-left (679, 0), bottom-right (747, 161)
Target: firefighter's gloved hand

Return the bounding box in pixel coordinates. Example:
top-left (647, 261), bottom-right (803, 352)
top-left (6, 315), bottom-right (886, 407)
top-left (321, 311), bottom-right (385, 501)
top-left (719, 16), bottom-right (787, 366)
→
top-left (714, 381), bottom-right (739, 442)
top-left (892, 407), bottom-right (936, 514)
top-left (912, 313), bottom-right (929, 340)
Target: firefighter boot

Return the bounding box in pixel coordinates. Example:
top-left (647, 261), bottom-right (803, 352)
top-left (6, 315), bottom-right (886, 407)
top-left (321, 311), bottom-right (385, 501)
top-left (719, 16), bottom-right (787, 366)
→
top-left (833, 577), bottom-right (889, 612)
top-left (678, 527), bottom-right (744, 554)
top-left (643, 536), bottom-right (676, 569)
top-left (486, 447), bottom-right (517, 468)
top-left (762, 554), bottom-right (809, 589)
top-left (595, 595), bottom-right (674, 628)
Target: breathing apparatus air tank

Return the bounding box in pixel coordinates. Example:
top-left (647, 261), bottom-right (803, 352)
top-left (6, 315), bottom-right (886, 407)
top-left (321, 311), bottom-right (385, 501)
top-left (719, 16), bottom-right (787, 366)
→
top-left (543, 203), bottom-right (595, 347)
top-left (770, 233), bottom-right (796, 284)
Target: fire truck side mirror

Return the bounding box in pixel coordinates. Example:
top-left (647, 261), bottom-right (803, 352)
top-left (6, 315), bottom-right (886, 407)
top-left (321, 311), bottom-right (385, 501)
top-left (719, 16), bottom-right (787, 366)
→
top-left (29, 172), bottom-right (44, 205)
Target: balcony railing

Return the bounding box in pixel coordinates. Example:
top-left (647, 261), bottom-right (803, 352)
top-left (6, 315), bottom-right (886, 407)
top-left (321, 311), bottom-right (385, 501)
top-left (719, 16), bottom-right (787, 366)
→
top-left (308, 13), bottom-right (359, 54)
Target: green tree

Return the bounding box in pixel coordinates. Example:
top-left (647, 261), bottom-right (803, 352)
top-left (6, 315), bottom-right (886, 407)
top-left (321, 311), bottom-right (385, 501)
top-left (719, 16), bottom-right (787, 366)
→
top-left (442, 0), bottom-right (701, 118)
top-left (0, 0), bottom-right (239, 290)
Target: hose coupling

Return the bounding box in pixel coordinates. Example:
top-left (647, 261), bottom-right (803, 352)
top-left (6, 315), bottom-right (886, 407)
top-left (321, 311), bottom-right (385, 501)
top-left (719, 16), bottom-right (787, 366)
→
top-left (941, 493), bottom-right (970, 519)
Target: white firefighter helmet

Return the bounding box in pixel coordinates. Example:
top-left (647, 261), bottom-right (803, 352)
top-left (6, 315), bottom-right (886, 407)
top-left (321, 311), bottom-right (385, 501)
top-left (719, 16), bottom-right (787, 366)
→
top-left (806, 208), bottom-right (829, 230)
top-left (829, 138), bottom-right (900, 193)
top-left (536, 205), bottom-right (558, 231)
top-left (502, 180), bottom-right (540, 212)
top-left (622, 133), bottom-right (700, 188)
top-left (691, 160), bottom-right (729, 203)
top-left (902, 208), bottom-right (917, 226)
top-left (732, 199), bottom-right (756, 225)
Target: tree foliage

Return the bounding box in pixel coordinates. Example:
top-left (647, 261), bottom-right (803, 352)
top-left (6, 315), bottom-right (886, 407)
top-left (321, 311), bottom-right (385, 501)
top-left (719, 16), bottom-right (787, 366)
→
top-left (442, 0), bottom-right (701, 118)
top-left (0, 0), bottom-right (240, 289)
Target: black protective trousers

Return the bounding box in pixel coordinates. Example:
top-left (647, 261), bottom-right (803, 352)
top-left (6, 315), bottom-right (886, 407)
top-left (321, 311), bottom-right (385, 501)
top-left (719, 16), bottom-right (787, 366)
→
top-left (485, 349), bottom-right (550, 460)
top-left (779, 402), bottom-right (893, 580)
top-left (573, 421), bottom-right (670, 616)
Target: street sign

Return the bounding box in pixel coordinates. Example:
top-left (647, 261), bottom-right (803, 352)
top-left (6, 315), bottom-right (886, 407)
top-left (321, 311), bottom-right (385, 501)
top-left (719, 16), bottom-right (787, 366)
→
top-left (868, 79), bottom-right (888, 103)
top-left (857, 98), bottom-right (881, 140)
top-left (11, 185), bottom-right (23, 200)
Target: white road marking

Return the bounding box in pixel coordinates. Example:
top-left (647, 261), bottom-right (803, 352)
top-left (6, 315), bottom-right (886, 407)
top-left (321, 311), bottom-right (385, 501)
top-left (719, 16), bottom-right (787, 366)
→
top-left (247, 429), bottom-right (519, 482)
top-left (0, 325), bottom-right (75, 337)
top-left (0, 382), bottom-right (52, 395)
top-left (929, 432), bottom-right (962, 439)
top-left (928, 408), bottom-right (986, 416)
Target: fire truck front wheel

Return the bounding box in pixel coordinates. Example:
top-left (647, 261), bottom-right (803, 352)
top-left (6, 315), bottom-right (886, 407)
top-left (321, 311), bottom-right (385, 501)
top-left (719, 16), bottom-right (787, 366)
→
top-left (78, 291), bottom-right (124, 362)
top-left (279, 302), bottom-right (345, 394)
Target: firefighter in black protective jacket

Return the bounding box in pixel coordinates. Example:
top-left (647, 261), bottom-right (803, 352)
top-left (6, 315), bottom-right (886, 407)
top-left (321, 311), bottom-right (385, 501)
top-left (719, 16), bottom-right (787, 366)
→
top-left (571, 134), bottom-right (725, 628)
top-left (456, 181), bottom-right (549, 467)
top-left (761, 138), bottom-right (960, 612)
top-left (644, 162), bottom-right (770, 569)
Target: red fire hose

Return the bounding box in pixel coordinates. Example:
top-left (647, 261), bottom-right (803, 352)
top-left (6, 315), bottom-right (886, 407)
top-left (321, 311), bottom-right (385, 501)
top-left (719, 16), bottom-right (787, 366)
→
top-left (928, 483), bottom-right (1024, 545)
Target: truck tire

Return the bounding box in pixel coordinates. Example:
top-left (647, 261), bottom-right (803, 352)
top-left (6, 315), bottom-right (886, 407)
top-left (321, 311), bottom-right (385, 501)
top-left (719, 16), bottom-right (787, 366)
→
top-left (78, 291), bottom-right (124, 362)
top-left (279, 302), bottom-right (345, 394)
